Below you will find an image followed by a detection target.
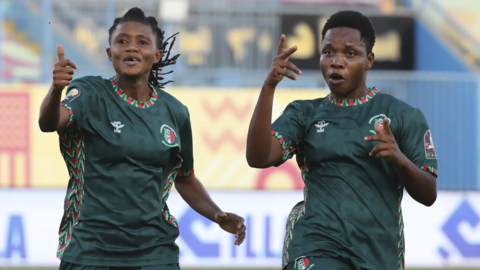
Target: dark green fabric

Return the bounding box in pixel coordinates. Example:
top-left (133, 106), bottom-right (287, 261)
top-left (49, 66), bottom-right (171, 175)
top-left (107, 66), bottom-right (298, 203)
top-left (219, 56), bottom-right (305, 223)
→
top-left (285, 256), bottom-right (355, 270)
top-left (272, 90), bottom-right (437, 270)
top-left (57, 76), bottom-right (194, 266)
top-left (59, 260), bottom-right (181, 270)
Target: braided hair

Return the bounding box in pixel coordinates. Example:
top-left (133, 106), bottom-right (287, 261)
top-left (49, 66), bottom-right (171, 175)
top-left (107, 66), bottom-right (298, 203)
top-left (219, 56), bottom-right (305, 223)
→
top-left (108, 7), bottom-right (180, 88)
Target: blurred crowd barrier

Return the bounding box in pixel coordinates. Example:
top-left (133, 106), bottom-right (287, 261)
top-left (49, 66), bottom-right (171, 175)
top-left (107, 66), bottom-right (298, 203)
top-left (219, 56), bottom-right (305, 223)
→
top-left (0, 84), bottom-right (325, 189)
top-left (1, 77), bottom-right (480, 190)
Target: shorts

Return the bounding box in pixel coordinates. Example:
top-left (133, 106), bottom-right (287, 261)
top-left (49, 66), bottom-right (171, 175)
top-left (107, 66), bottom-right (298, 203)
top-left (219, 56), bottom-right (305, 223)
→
top-left (285, 256), bottom-right (354, 270)
top-left (59, 261), bottom-right (180, 270)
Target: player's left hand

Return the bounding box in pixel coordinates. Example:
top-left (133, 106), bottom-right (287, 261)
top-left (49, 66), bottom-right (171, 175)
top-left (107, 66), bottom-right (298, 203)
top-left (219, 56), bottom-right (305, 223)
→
top-left (215, 211), bottom-right (246, 246)
top-left (364, 118), bottom-right (406, 166)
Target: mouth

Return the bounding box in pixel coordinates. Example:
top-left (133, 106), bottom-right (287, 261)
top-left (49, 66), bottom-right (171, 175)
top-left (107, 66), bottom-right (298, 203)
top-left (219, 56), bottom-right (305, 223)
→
top-left (328, 73), bottom-right (345, 85)
top-left (123, 56), bottom-right (141, 66)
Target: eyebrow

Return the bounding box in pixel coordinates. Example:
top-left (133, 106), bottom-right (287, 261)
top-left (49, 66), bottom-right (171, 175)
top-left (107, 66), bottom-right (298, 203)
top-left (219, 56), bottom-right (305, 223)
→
top-left (321, 42), bottom-right (364, 49)
top-left (116, 33), bottom-right (152, 40)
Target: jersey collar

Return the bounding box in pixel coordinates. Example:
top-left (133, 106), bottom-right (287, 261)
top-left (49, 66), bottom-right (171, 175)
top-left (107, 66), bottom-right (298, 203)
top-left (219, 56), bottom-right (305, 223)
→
top-left (327, 87), bottom-right (379, 106)
top-left (110, 76), bottom-right (158, 108)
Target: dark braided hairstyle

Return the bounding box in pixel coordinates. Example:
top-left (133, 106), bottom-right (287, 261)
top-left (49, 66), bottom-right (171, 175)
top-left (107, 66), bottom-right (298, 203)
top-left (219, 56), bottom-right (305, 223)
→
top-left (108, 7), bottom-right (180, 88)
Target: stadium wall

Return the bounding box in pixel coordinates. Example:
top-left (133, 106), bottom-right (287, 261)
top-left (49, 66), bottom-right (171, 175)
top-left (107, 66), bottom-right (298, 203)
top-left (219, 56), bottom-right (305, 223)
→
top-left (0, 190), bottom-right (479, 268)
top-left (414, 21), bottom-right (471, 72)
top-left (0, 84), bottom-right (478, 190)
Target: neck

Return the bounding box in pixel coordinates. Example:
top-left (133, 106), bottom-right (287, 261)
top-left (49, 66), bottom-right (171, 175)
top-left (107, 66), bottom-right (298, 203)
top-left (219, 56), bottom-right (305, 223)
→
top-left (332, 84), bottom-right (370, 100)
top-left (116, 73), bottom-right (152, 102)
top-left (331, 74), bottom-right (370, 100)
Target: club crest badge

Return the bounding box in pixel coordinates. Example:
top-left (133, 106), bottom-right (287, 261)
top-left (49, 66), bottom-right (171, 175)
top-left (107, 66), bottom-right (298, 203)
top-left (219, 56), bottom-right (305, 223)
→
top-left (424, 129), bottom-right (436, 159)
top-left (368, 114), bottom-right (391, 134)
top-left (160, 124), bottom-right (179, 147)
top-left (295, 257), bottom-right (314, 270)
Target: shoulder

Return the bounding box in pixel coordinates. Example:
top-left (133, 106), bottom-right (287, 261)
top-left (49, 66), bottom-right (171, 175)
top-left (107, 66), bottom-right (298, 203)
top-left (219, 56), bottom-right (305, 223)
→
top-left (70, 76), bottom-right (107, 88)
top-left (374, 91), bottom-right (422, 116)
top-left (373, 91), bottom-right (428, 129)
top-left (156, 88), bottom-right (189, 117)
top-left (286, 98), bottom-right (326, 117)
top-left (67, 76), bottom-right (109, 96)
top-left (374, 91), bottom-right (415, 110)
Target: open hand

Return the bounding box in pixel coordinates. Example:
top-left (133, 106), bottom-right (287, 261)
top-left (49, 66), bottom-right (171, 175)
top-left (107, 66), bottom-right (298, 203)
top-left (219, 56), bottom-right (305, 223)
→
top-left (264, 34), bottom-right (302, 89)
top-left (364, 118), bottom-right (406, 166)
top-left (215, 211), bottom-right (246, 246)
top-left (52, 44), bottom-right (78, 92)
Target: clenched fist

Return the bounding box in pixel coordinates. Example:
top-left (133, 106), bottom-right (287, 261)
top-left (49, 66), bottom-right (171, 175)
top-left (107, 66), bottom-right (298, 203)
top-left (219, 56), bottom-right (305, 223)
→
top-left (52, 44), bottom-right (78, 92)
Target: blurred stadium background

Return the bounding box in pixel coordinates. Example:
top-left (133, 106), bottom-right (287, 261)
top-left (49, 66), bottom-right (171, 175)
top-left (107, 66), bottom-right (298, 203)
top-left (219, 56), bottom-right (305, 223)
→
top-left (1, 0), bottom-right (480, 269)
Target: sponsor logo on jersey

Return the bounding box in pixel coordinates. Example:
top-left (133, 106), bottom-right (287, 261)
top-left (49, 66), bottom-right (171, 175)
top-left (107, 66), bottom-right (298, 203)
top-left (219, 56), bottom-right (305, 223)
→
top-left (295, 257), bottom-right (314, 270)
top-left (160, 124), bottom-right (179, 147)
top-left (110, 121), bottom-right (124, 133)
top-left (368, 114), bottom-right (391, 134)
top-left (424, 129), bottom-right (436, 159)
top-left (62, 88), bottom-right (81, 103)
top-left (315, 120), bottom-right (329, 133)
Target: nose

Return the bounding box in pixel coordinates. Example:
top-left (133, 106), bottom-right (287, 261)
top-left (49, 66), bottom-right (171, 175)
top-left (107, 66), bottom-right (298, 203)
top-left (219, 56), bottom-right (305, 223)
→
top-left (331, 54), bottom-right (345, 69)
top-left (125, 41), bottom-right (139, 52)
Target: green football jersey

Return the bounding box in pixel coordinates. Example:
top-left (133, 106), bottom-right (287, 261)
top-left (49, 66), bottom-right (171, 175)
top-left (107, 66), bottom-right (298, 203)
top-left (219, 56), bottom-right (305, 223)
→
top-left (271, 88), bottom-right (438, 270)
top-left (56, 76), bottom-right (194, 266)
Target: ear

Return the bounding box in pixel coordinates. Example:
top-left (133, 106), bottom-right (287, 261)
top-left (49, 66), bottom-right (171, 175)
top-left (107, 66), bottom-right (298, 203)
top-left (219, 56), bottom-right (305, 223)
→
top-left (155, 49), bottom-right (163, 64)
top-left (366, 52), bottom-right (374, 70)
top-left (106, 47), bottom-right (112, 62)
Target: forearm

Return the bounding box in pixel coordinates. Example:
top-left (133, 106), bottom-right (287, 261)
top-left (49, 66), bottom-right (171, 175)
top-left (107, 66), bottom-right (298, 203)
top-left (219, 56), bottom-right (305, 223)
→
top-left (246, 85), bottom-right (276, 167)
top-left (39, 85), bottom-right (63, 132)
top-left (175, 176), bottom-right (221, 222)
top-left (396, 155), bottom-right (437, 206)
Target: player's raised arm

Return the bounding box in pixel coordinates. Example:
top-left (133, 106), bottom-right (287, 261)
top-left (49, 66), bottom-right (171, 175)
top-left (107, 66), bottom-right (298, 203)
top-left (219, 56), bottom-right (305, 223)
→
top-left (246, 35), bottom-right (301, 168)
top-left (38, 44), bottom-right (78, 132)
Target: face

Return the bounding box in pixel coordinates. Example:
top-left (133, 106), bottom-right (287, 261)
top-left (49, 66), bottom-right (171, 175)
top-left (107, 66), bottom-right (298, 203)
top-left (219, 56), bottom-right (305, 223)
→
top-left (107, 21), bottom-right (163, 79)
top-left (320, 27), bottom-right (374, 98)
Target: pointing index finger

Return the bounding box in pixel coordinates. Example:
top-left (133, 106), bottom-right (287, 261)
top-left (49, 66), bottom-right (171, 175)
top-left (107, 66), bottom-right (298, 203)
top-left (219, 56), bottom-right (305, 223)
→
top-left (57, 44), bottom-right (65, 61)
top-left (383, 118), bottom-right (392, 135)
top-left (277, 34), bottom-right (286, 56)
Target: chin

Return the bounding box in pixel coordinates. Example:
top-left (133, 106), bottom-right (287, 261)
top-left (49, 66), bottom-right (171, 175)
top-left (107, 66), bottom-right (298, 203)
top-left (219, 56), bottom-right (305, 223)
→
top-left (120, 69), bottom-right (144, 78)
top-left (328, 84), bottom-right (345, 94)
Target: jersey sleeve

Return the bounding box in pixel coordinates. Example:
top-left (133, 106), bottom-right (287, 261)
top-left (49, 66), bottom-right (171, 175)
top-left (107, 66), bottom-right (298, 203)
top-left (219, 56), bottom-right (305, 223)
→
top-left (178, 107), bottom-right (194, 177)
top-left (398, 108), bottom-right (438, 177)
top-left (60, 78), bottom-right (91, 130)
top-left (271, 101), bottom-right (305, 165)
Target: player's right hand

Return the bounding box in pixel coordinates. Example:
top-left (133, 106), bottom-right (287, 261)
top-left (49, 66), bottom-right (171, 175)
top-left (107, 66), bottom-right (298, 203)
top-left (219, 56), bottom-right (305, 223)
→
top-left (263, 34), bottom-right (301, 89)
top-left (52, 44), bottom-right (78, 92)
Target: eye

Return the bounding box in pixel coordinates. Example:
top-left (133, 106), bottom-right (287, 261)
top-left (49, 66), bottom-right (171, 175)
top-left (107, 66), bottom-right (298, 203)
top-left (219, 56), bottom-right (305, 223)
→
top-left (347, 51), bottom-right (355, 57)
top-left (118, 39), bottom-right (126, 44)
top-left (140, 40), bottom-right (148, 45)
top-left (324, 50), bottom-right (333, 55)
